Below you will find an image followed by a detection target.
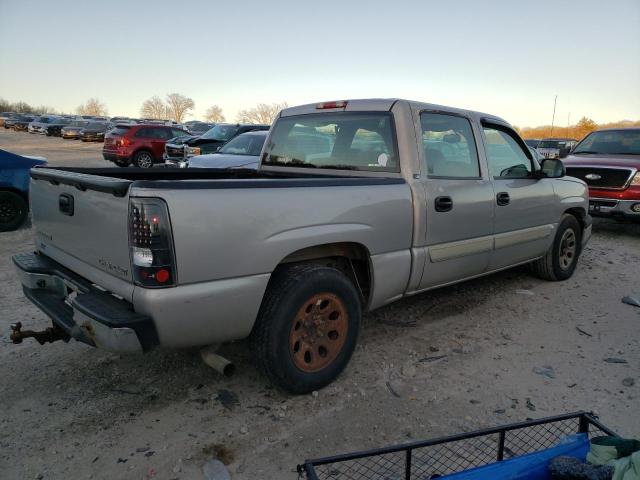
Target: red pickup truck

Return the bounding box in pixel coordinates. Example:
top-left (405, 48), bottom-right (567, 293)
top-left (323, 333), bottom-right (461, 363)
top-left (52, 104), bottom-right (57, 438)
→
top-left (563, 128), bottom-right (640, 221)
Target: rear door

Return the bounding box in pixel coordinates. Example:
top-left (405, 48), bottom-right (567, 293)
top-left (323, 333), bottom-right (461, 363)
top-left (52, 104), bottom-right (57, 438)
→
top-left (480, 123), bottom-right (556, 269)
top-left (418, 112), bottom-right (495, 289)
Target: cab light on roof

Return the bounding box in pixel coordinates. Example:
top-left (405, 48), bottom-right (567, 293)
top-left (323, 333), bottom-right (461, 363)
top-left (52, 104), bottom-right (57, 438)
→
top-left (316, 101), bottom-right (348, 109)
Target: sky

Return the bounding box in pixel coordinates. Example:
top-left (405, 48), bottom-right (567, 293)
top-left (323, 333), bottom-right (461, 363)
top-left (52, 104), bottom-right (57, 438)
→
top-left (0, 0), bottom-right (639, 127)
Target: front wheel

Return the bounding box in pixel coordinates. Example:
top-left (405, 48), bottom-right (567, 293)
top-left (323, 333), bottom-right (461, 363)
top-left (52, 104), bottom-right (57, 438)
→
top-left (250, 264), bottom-right (362, 394)
top-left (531, 214), bottom-right (582, 281)
top-left (0, 191), bottom-right (28, 232)
top-left (133, 150), bottom-right (154, 168)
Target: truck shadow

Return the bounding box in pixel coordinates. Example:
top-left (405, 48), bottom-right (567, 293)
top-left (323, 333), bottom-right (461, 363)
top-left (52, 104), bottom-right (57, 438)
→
top-left (592, 217), bottom-right (640, 238)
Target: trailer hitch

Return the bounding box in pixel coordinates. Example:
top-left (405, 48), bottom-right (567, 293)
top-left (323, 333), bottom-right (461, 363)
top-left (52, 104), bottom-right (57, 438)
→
top-left (10, 322), bottom-right (70, 345)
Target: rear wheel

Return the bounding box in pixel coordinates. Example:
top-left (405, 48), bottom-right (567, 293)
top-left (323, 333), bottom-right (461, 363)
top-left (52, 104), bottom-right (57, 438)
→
top-left (250, 264), bottom-right (361, 394)
top-left (0, 191), bottom-right (28, 232)
top-left (531, 214), bottom-right (582, 281)
top-left (133, 150), bottom-right (154, 168)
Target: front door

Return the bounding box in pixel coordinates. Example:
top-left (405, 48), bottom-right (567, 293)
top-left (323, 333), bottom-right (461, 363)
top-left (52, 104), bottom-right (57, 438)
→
top-left (481, 123), bottom-right (556, 270)
top-left (418, 112), bottom-right (495, 289)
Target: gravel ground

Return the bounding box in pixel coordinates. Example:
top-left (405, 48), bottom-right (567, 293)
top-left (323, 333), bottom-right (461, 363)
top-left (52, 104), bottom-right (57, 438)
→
top-left (0, 130), bottom-right (639, 479)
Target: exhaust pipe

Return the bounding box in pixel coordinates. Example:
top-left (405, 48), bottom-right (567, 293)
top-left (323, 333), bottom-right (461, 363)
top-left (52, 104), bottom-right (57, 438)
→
top-left (200, 345), bottom-right (235, 377)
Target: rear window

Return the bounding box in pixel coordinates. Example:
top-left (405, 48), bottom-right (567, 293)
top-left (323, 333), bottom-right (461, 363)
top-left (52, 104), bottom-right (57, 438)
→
top-left (111, 126), bottom-right (131, 136)
top-left (263, 112), bottom-right (398, 172)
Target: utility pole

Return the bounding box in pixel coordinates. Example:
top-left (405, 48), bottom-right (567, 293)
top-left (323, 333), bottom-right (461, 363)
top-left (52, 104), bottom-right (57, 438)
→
top-left (567, 112), bottom-right (571, 138)
top-left (550, 95), bottom-right (557, 138)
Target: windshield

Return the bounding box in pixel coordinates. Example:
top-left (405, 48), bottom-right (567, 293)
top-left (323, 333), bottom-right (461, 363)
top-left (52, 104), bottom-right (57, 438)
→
top-left (573, 130), bottom-right (640, 155)
top-left (263, 112), bottom-right (399, 172)
top-left (219, 133), bottom-right (266, 156)
top-left (200, 124), bottom-right (239, 141)
top-left (538, 140), bottom-right (562, 149)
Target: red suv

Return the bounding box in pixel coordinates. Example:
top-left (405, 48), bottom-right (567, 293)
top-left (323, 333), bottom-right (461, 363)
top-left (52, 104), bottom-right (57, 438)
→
top-left (103, 125), bottom-right (189, 168)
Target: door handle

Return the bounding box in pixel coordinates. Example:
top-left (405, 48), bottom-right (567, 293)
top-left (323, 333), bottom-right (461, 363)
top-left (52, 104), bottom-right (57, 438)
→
top-left (434, 196), bottom-right (453, 212)
top-left (59, 193), bottom-right (74, 216)
top-left (496, 192), bottom-right (510, 206)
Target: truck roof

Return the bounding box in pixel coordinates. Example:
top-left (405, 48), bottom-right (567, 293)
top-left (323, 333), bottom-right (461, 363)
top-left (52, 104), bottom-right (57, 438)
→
top-left (279, 98), bottom-right (508, 125)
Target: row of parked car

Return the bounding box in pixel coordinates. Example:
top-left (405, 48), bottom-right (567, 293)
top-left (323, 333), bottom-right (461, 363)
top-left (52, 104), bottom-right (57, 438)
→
top-left (1, 111), bottom-right (270, 170)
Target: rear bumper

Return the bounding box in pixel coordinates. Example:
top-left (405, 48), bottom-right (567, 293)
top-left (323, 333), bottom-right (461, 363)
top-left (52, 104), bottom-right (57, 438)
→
top-left (102, 151), bottom-right (129, 163)
top-left (589, 197), bottom-right (640, 219)
top-left (13, 252), bottom-right (158, 353)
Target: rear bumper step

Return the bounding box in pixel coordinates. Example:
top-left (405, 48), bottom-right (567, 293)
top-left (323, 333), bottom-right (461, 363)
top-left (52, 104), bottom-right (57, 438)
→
top-left (13, 252), bottom-right (158, 353)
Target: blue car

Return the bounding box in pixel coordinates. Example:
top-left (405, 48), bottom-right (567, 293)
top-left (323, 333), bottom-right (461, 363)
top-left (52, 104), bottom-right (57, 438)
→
top-left (0, 149), bottom-right (47, 231)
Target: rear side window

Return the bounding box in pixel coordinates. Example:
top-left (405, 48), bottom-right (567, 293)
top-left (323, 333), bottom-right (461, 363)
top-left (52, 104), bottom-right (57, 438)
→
top-left (171, 128), bottom-right (188, 138)
top-left (263, 112), bottom-right (398, 172)
top-left (420, 113), bottom-right (480, 178)
top-left (135, 127), bottom-right (170, 139)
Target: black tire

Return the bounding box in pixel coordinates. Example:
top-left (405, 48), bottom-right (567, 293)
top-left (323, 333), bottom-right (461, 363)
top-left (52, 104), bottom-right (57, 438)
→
top-left (133, 150), bottom-right (155, 168)
top-left (250, 264), bottom-right (362, 394)
top-left (114, 158), bottom-right (130, 167)
top-left (531, 214), bottom-right (582, 281)
top-left (0, 191), bottom-right (28, 232)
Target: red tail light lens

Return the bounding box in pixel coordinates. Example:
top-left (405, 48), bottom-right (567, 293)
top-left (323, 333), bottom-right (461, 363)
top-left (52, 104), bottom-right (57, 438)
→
top-left (128, 197), bottom-right (176, 288)
top-left (120, 136), bottom-right (131, 147)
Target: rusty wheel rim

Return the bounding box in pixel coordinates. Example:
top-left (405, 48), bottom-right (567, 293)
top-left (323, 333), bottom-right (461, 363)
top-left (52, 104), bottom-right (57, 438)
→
top-left (289, 293), bottom-right (349, 373)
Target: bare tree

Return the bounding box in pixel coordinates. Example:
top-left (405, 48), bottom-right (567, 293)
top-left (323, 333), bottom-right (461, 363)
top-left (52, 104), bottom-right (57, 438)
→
top-left (140, 96), bottom-right (168, 119)
top-left (76, 98), bottom-right (108, 116)
top-left (236, 102), bottom-right (288, 124)
top-left (204, 105), bottom-right (225, 123)
top-left (165, 93), bottom-right (195, 123)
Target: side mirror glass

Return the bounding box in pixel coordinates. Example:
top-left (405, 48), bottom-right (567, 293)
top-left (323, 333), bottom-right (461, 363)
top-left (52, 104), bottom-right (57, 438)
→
top-left (541, 158), bottom-right (565, 178)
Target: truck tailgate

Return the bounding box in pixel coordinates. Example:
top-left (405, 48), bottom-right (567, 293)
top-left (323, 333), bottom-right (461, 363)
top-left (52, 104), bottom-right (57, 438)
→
top-left (29, 169), bottom-right (135, 300)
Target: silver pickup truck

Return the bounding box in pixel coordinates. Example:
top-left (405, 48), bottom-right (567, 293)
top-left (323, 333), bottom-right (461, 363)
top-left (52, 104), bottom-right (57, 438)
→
top-left (12, 99), bottom-right (592, 394)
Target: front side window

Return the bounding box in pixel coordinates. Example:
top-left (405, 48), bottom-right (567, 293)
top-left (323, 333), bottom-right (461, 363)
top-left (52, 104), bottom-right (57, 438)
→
top-left (263, 112), bottom-right (398, 172)
top-left (420, 113), bottom-right (480, 178)
top-left (483, 126), bottom-right (533, 178)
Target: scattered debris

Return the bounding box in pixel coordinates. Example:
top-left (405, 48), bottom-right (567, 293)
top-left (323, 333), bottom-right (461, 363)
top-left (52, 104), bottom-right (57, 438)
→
top-left (575, 326), bottom-right (593, 337)
top-left (418, 355), bottom-right (447, 363)
top-left (622, 295), bottom-right (640, 307)
top-left (216, 389), bottom-right (239, 410)
top-left (469, 399), bottom-right (480, 404)
top-left (568, 383), bottom-right (577, 388)
top-left (385, 381), bottom-right (400, 398)
top-left (603, 358), bottom-right (628, 364)
top-left (311, 390), bottom-right (319, 398)
top-left (144, 451), bottom-right (155, 458)
top-left (494, 409), bottom-right (506, 414)
top-left (117, 458), bottom-right (127, 464)
top-left (533, 366), bottom-right (556, 379)
top-left (239, 426), bottom-right (248, 435)
top-left (622, 377), bottom-right (635, 387)
top-left (202, 459), bottom-right (231, 480)
top-left (526, 398), bottom-right (536, 411)
top-left (515, 289), bottom-right (535, 296)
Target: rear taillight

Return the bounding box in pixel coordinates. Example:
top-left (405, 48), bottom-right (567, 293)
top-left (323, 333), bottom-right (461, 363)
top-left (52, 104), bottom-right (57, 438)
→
top-left (128, 197), bottom-right (176, 288)
top-left (119, 136), bottom-right (131, 147)
top-left (316, 100), bottom-right (348, 109)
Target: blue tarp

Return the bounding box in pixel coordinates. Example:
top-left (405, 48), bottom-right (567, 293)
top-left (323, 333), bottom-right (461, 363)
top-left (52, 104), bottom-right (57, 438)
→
top-left (0, 148), bottom-right (47, 193)
top-left (438, 433), bottom-right (590, 480)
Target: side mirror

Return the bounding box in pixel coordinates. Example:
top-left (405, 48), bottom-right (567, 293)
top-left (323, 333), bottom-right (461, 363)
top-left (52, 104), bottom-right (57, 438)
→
top-left (540, 158), bottom-right (565, 178)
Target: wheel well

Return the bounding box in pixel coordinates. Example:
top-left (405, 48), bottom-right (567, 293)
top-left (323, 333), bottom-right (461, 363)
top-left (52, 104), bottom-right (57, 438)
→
top-left (0, 187), bottom-right (29, 209)
top-left (133, 148), bottom-right (155, 160)
top-left (276, 242), bottom-right (372, 304)
top-left (564, 207), bottom-right (586, 229)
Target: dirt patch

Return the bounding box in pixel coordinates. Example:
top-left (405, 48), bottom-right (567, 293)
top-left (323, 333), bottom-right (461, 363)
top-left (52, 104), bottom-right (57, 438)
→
top-left (0, 132), bottom-right (638, 479)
